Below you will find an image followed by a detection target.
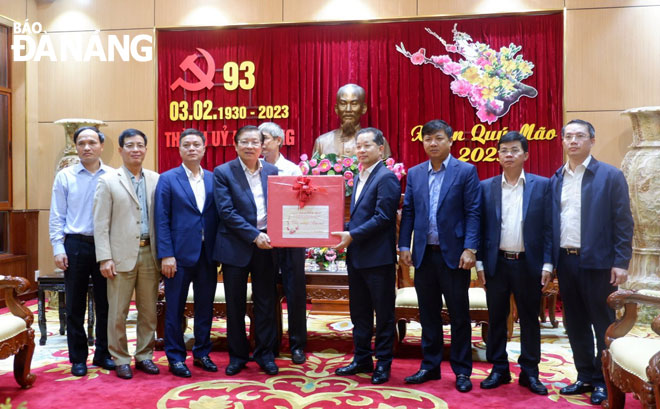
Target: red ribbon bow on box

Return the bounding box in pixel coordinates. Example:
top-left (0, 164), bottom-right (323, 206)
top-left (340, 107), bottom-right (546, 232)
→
top-left (292, 176), bottom-right (322, 208)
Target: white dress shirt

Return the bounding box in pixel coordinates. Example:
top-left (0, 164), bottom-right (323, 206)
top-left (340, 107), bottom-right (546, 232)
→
top-left (354, 161), bottom-right (379, 202)
top-left (560, 155), bottom-right (591, 248)
top-left (272, 153), bottom-right (303, 177)
top-left (182, 163), bottom-right (205, 212)
top-left (239, 157), bottom-right (267, 230)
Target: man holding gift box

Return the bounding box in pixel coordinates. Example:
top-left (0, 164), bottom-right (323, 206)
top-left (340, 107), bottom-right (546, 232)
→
top-left (332, 127), bottom-right (401, 385)
top-left (213, 125), bottom-right (280, 376)
top-left (259, 122), bottom-right (308, 364)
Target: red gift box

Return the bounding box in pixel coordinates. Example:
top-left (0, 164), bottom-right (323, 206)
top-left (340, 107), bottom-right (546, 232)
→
top-left (267, 175), bottom-right (345, 247)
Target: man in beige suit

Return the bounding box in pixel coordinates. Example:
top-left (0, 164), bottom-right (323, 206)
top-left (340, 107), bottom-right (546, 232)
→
top-left (93, 128), bottom-right (160, 380)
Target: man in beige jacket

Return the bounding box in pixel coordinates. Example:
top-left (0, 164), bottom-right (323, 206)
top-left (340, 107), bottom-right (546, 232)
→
top-left (93, 128), bottom-right (160, 380)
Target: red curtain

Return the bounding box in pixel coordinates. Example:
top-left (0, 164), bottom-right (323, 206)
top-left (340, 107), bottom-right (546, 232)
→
top-left (157, 13), bottom-right (563, 179)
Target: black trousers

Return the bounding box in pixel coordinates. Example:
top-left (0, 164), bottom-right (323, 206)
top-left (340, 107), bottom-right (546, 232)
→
top-left (346, 262), bottom-right (396, 366)
top-left (163, 246), bottom-right (217, 363)
top-left (557, 252), bottom-right (616, 387)
top-left (276, 247), bottom-right (307, 352)
top-left (63, 235), bottom-right (109, 364)
top-left (485, 255), bottom-right (542, 376)
top-left (415, 247), bottom-right (472, 376)
top-left (223, 247), bottom-right (276, 367)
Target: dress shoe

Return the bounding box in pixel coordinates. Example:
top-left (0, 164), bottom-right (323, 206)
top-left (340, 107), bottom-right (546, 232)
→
top-left (456, 374), bottom-right (473, 393)
top-left (169, 361), bottom-right (192, 378)
top-left (590, 386), bottom-right (607, 405)
top-left (71, 362), bottom-right (87, 377)
top-left (135, 359), bottom-right (160, 375)
top-left (115, 364), bottom-right (133, 379)
top-left (261, 361), bottom-right (279, 375)
top-left (480, 371), bottom-right (511, 389)
top-left (404, 368), bottom-right (441, 384)
top-left (519, 374), bottom-right (548, 395)
top-left (225, 362), bottom-right (246, 376)
top-left (371, 365), bottom-right (391, 385)
top-left (560, 380), bottom-right (594, 395)
top-left (291, 349), bottom-right (306, 364)
top-left (92, 357), bottom-right (116, 370)
top-left (193, 356), bottom-right (218, 372)
top-left (335, 361), bottom-right (374, 376)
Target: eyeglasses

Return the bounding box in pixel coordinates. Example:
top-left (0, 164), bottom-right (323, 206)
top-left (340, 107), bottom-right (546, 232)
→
top-left (562, 133), bottom-right (590, 141)
top-left (498, 148), bottom-right (523, 155)
top-left (237, 140), bottom-right (262, 147)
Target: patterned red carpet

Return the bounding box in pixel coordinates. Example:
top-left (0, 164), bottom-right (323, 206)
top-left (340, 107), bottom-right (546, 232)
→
top-left (0, 301), bottom-right (646, 409)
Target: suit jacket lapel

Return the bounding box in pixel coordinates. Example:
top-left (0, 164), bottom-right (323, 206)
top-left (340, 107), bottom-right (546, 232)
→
top-left (436, 157), bottom-right (456, 210)
top-left (353, 162), bottom-right (382, 211)
top-left (118, 167), bottom-right (139, 205)
top-left (202, 170), bottom-right (214, 213)
top-left (260, 165), bottom-right (269, 207)
top-left (176, 166), bottom-right (199, 213)
top-left (493, 175), bottom-right (502, 224)
top-left (522, 175), bottom-right (533, 220)
top-left (230, 159), bottom-right (256, 209)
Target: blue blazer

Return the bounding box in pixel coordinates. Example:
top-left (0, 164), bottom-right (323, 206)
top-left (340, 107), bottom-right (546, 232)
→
top-left (154, 165), bottom-right (218, 267)
top-left (479, 173), bottom-right (552, 277)
top-left (213, 158), bottom-right (278, 267)
top-left (399, 156), bottom-right (481, 270)
top-left (347, 161), bottom-right (401, 270)
top-left (550, 157), bottom-right (633, 270)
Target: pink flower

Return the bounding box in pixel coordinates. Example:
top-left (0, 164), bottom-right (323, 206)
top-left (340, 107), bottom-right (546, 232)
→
top-left (342, 157), bottom-right (354, 167)
top-left (333, 162), bottom-right (343, 172)
top-left (469, 87), bottom-right (483, 102)
top-left (325, 249), bottom-right (337, 261)
top-left (299, 163), bottom-right (309, 174)
top-left (450, 79), bottom-right (472, 97)
top-left (385, 157), bottom-right (395, 166)
top-left (411, 48), bottom-right (426, 65)
top-left (431, 55), bottom-right (451, 65)
top-left (446, 44), bottom-right (457, 52)
top-left (300, 153), bottom-right (308, 161)
top-left (318, 159), bottom-right (332, 172)
top-left (312, 168), bottom-right (321, 175)
top-left (489, 99), bottom-right (503, 111)
top-left (344, 170), bottom-right (354, 180)
top-left (309, 158), bottom-right (318, 167)
top-left (347, 179), bottom-right (354, 187)
top-left (394, 172), bottom-right (403, 181)
top-left (477, 107), bottom-right (498, 124)
top-left (476, 57), bottom-right (491, 68)
top-left (443, 62), bottom-right (462, 75)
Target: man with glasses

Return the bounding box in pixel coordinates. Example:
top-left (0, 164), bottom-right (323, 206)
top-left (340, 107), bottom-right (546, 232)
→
top-left (49, 126), bottom-right (114, 376)
top-left (476, 131), bottom-right (552, 395)
top-left (552, 119), bottom-right (633, 405)
top-left (94, 128), bottom-right (161, 380)
top-left (213, 125), bottom-right (280, 376)
top-left (155, 128), bottom-right (218, 378)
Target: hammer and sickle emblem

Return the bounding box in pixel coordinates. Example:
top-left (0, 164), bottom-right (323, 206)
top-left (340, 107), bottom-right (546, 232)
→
top-left (170, 48), bottom-right (216, 92)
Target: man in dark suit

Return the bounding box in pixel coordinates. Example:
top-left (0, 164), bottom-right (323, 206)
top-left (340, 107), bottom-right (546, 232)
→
top-left (399, 119), bottom-right (481, 392)
top-left (332, 127), bottom-right (401, 385)
top-left (476, 131), bottom-right (552, 395)
top-left (213, 125), bottom-right (280, 376)
top-left (155, 128), bottom-right (219, 378)
top-left (552, 119), bottom-right (633, 405)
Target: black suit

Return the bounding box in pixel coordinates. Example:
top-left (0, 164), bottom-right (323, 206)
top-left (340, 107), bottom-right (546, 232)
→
top-left (213, 158), bottom-right (279, 367)
top-left (479, 173), bottom-right (552, 377)
top-left (346, 162), bottom-right (401, 366)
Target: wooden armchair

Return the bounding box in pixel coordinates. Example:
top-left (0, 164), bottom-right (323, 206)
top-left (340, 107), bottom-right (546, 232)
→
top-left (603, 289), bottom-right (660, 409)
top-left (0, 275), bottom-right (36, 389)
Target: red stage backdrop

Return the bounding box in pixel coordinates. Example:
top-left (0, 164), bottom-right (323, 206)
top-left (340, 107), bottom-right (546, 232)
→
top-left (157, 13), bottom-right (563, 179)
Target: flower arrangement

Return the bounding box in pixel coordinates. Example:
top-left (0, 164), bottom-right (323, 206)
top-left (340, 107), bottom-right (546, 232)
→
top-left (307, 247), bottom-right (346, 270)
top-left (396, 24), bottom-right (538, 124)
top-left (298, 153), bottom-right (406, 196)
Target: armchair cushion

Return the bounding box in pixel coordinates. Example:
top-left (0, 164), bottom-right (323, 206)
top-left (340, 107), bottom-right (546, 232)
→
top-left (0, 316), bottom-right (28, 342)
top-left (394, 287), bottom-right (488, 309)
top-left (186, 283), bottom-right (253, 303)
top-left (609, 337), bottom-right (660, 382)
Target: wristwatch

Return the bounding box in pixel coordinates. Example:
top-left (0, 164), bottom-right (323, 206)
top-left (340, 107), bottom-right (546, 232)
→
top-left (466, 248), bottom-right (477, 255)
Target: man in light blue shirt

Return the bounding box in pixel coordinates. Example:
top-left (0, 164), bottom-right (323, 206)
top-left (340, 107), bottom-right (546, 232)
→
top-left (49, 126), bottom-right (114, 376)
